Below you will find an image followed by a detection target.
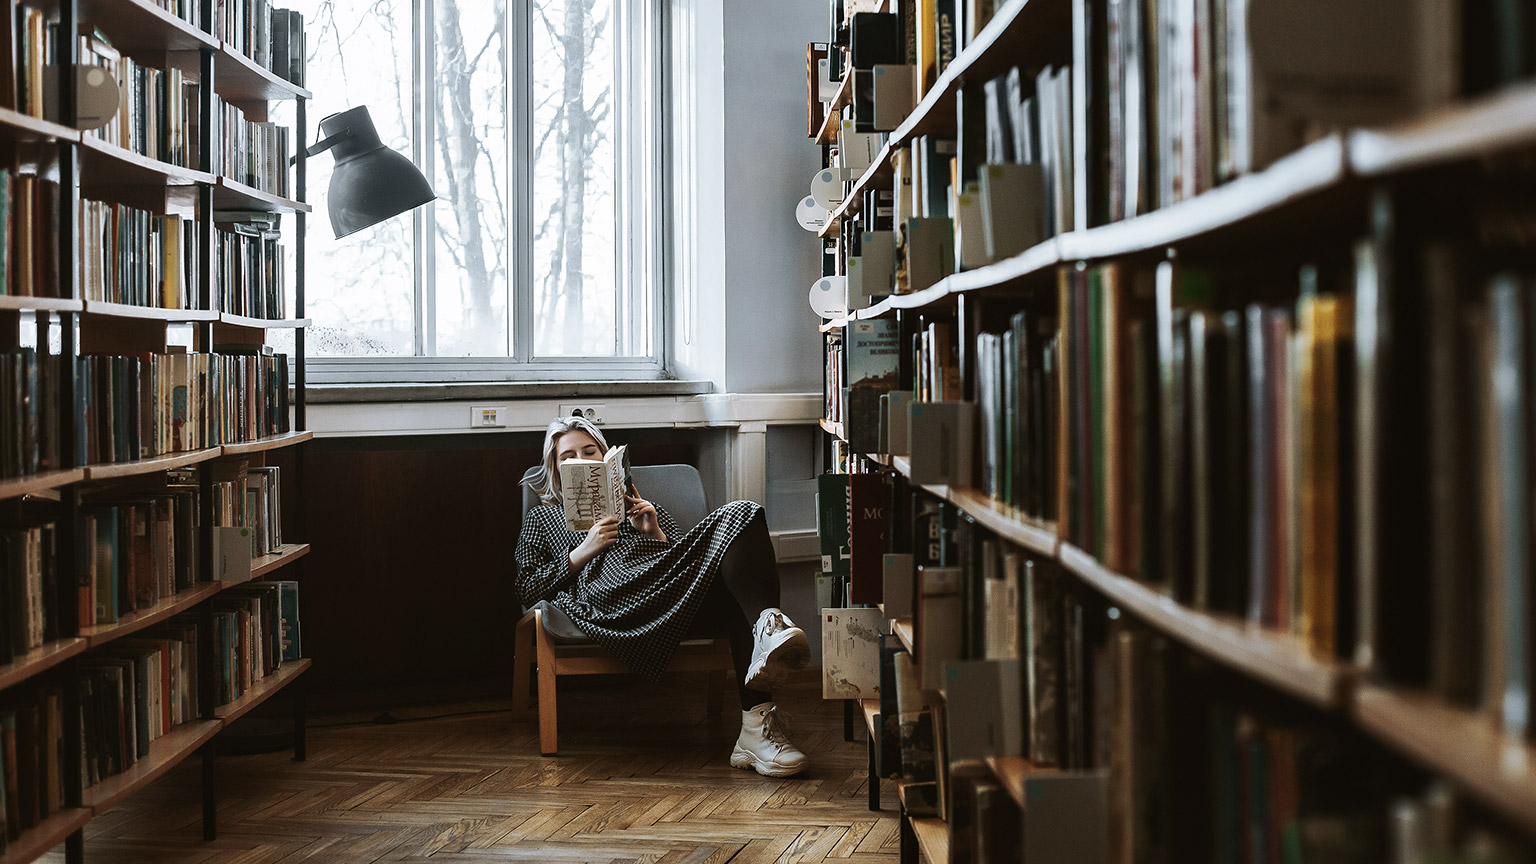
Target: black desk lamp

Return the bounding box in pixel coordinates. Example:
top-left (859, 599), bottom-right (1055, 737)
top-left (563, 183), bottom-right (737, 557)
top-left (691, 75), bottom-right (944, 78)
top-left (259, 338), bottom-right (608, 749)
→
top-left (306, 106), bottom-right (436, 238)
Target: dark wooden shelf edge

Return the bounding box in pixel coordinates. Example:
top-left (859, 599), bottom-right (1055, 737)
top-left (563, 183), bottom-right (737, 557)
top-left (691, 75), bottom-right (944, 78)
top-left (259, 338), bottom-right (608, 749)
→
top-left (0, 807), bottom-right (91, 864)
top-left (1057, 543), bottom-right (1340, 708)
top-left (82, 448), bottom-right (223, 481)
top-left (0, 638), bottom-right (88, 692)
top-left (881, 456), bottom-right (1059, 557)
top-left (221, 431), bottom-right (314, 456)
top-left (213, 658), bottom-right (312, 724)
top-left (0, 468), bottom-right (87, 501)
top-left (1354, 684), bottom-right (1536, 837)
top-left (80, 583), bottom-right (223, 647)
top-left (82, 719), bottom-right (221, 813)
top-left (985, 755), bottom-right (1059, 810)
top-left (250, 544), bottom-right (311, 579)
top-left (910, 815), bottom-right (948, 863)
top-left (861, 698), bottom-right (880, 738)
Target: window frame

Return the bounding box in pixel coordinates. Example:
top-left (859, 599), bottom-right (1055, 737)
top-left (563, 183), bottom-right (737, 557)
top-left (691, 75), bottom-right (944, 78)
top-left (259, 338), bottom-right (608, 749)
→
top-left (299, 0), bottom-right (672, 384)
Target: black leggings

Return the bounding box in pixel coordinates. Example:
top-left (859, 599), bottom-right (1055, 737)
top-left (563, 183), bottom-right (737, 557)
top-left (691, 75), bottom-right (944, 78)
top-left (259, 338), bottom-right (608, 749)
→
top-left (689, 508), bottom-right (781, 709)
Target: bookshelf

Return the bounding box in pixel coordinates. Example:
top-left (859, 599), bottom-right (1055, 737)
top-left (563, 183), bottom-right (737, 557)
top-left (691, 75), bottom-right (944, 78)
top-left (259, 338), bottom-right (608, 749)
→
top-left (809, 0), bottom-right (1536, 857)
top-left (0, 1), bottom-right (315, 860)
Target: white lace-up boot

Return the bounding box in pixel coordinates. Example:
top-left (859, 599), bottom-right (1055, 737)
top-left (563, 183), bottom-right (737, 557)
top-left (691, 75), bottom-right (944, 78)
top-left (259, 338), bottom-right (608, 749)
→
top-left (745, 607), bottom-right (810, 691)
top-left (730, 702), bottom-right (808, 777)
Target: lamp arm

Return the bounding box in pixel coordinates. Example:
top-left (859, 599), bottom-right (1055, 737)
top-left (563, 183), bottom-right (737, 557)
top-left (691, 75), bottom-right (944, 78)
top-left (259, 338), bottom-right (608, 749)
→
top-left (292, 128), bottom-right (353, 166)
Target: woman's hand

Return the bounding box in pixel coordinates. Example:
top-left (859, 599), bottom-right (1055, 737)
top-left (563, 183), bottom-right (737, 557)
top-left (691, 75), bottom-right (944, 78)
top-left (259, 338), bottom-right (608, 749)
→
top-left (626, 493), bottom-right (667, 542)
top-left (568, 516), bottom-right (620, 572)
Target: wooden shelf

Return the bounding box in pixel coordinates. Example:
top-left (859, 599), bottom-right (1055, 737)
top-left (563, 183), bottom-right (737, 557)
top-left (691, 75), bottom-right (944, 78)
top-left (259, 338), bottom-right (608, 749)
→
top-left (82, 447), bottom-right (222, 481)
top-left (1354, 684), bottom-right (1536, 836)
top-left (214, 44), bottom-right (313, 103)
top-left (214, 658), bottom-right (311, 723)
top-left (1058, 543), bottom-right (1343, 708)
top-left (819, 418), bottom-right (845, 440)
top-left (221, 431), bottom-right (313, 456)
top-left (0, 295), bottom-right (84, 313)
top-left (78, 136), bottom-right (215, 189)
top-left (0, 467), bottom-right (86, 502)
top-left (893, 618), bottom-right (914, 654)
top-left (217, 313), bottom-right (312, 329)
top-left (0, 106), bottom-right (79, 142)
top-left (861, 698), bottom-right (880, 738)
top-left (250, 543), bottom-right (311, 579)
top-left (76, 0), bottom-right (215, 52)
top-left (986, 756), bottom-right (1036, 809)
top-left (1349, 80), bottom-right (1536, 177)
top-left (212, 177), bottom-right (312, 213)
top-left (81, 300), bottom-right (218, 322)
top-left (82, 719), bottom-right (221, 813)
top-left (892, 454), bottom-right (1059, 558)
top-left (0, 807), bottom-right (92, 864)
top-left (911, 816), bottom-right (948, 863)
top-left (1058, 134), bottom-right (1348, 262)
top-left (0, 638), bottom-right (88, 693)
top-left (815, 74), bottom-right (854, 145)
top-left (79, 582), bottom-right (223, 647)
top-left (819, 0), bottom-right (1070, 236)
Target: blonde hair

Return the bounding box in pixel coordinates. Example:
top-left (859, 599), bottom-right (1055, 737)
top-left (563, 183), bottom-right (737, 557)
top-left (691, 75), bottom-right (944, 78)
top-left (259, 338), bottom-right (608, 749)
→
top-left (524, 415), bottom-right (609, 506)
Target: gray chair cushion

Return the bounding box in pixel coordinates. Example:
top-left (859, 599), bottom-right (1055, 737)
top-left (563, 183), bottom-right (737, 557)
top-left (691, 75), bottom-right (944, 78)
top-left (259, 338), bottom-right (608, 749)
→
top-left (519, 462), bottom-right (708, 645)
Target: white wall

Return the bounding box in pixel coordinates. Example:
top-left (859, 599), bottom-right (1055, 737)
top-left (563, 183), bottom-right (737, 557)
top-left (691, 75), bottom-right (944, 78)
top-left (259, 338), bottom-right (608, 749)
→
top-left (672, 0), bottom-right (826, 394)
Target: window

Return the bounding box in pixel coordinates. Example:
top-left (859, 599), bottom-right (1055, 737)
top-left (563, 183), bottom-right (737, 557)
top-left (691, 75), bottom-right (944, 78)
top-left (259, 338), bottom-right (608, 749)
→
top-left (275, 0), bottom-right (665, 381)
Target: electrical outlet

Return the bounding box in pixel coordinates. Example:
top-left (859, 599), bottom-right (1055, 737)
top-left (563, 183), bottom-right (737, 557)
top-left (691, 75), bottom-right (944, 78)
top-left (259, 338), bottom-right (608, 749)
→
top-left (558, 403), bottom-right (605, 424)
top-left (471, 406), bottom-right (508, 428)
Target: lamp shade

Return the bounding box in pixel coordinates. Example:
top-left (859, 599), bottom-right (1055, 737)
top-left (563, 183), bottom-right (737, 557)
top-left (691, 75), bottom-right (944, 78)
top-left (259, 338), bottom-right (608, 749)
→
top-left (309, 106), bottom-right (436, 238)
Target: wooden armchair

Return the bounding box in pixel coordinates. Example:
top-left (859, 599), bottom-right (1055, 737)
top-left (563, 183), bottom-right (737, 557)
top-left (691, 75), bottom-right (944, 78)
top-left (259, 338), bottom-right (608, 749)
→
top-left (511, 463), bottom-right (734, 755)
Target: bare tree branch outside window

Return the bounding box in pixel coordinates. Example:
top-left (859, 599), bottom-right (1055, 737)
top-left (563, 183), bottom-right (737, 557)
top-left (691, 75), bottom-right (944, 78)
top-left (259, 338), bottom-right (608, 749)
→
top-left (272, 0), bottom-right (641, 367)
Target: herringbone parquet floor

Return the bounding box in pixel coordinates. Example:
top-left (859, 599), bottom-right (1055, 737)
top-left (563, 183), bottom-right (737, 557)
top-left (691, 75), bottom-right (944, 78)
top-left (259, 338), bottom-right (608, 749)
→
top-left (43, 672), bottom-right (900, 864)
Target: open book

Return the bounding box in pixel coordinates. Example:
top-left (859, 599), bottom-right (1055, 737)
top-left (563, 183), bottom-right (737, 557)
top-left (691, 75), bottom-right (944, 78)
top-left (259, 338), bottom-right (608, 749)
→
top-left (559, 444), bottom-right (632, 532)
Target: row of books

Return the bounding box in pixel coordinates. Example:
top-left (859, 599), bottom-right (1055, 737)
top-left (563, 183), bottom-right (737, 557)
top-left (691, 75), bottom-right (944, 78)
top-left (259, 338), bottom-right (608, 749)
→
top-left (216, 1), bottom-right (306, 88)
top-left (4, 2), bottom-right (49, 122)
top-left (819, 466), bottom-right (1536, 861)
top-left (77, 350), bottom-right (291, 466)
top-left (975, 310), bottom-right (1060, 522)
top-left (80, 203), bottom-right (201, 310)
top-left (216, 223), bottom-right (288, 320)
top-left (79, 633), bottom-right (196, 785)
top-left (80, 35), bottom-right (200, 170)
top-left (79, 493), bottom-right (199, 627)
top-left (216, 101), bottom-right (291, 197)
top-left (0, 682), bottom-right (66, 848)
top-left (0, 349), bottom-right (62, 480)
top-left (3, 172), bottom-right (62, 300)
top-left (208, 460), bottom-right (285, 559)
top-left (0, 523), bottom-right (58, 662)
top-left (213, 581), bottom-right (300, 706)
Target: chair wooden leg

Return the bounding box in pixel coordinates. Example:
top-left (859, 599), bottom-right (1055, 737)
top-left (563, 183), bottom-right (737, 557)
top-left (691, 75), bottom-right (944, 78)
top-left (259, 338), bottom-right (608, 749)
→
top-left (534, 612), bottom-right (559, 755)
top-left (511, 611), bottom-right (535, 720)
top-left (706, 669), bottom-right (726, 717)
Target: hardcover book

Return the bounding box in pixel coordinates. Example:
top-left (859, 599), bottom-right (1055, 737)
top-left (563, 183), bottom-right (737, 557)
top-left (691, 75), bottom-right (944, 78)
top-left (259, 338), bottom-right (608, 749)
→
top-left (846, 319), bottom-right (901, 453)
top-left (558, 443), bottom-right (631, 533)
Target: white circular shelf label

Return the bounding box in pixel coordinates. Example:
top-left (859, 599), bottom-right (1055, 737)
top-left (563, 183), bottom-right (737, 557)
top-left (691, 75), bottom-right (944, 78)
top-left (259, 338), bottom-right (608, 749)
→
top-left (809, 276), bottom-right (848, 319)
top-left (796, 195), bottom-right (829, 232)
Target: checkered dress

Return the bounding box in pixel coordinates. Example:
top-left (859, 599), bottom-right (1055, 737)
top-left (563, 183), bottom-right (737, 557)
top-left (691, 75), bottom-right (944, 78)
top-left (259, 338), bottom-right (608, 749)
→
top-left (514, 499), bottom-right (762, 682)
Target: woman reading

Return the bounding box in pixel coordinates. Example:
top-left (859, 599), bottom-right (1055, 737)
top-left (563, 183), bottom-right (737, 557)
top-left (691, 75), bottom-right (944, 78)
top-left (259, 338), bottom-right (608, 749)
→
top-left (515, 415), bottom-right (812, 776)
